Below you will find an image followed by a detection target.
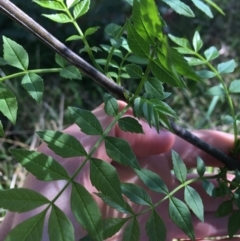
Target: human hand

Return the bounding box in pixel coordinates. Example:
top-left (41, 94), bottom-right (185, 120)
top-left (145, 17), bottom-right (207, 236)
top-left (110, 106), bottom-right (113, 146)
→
top-left (0, 101), bottom-right (237, 241)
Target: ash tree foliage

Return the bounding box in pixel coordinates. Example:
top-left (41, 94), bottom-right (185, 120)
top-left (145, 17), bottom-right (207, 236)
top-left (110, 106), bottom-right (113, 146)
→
top-left (0, 0), bottom-right (240, 240)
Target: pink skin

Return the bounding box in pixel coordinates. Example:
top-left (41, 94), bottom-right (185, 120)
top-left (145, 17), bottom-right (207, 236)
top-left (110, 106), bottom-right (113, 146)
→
top-left (0, 101), bottom-right (238, 240)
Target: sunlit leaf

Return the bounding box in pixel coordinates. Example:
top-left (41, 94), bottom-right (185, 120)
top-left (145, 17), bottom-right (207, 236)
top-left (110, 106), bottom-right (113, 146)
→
top-left (66, 0), bottom-right (80, 8)
top-left (33, 0), bottom-right (64, 10)
top-left (66, 35), bottom-right (83, 41)
top-left (85, 26), bottom-right (100, 37)
top-left (42, 13), bottom-right (72, 23)
top-left (192, 31), bottom-right (203, 52)
top-left (73, 0), bottom-right (90, 19)
top-left (168, 34), bottom-right (191, 48)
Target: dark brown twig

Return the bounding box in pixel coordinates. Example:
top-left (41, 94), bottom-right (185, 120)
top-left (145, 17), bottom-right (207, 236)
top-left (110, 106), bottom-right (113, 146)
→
top-left (0, 0), bottom-right (239, 170)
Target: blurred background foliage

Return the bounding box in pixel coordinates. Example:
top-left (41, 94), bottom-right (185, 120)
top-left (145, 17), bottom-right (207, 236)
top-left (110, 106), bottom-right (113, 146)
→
top-left (0, 0), bottom-right (240, 194)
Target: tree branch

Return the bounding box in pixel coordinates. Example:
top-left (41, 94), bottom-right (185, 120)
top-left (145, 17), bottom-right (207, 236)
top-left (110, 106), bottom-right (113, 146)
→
top-left (0, 0), bottom-right (239, 170)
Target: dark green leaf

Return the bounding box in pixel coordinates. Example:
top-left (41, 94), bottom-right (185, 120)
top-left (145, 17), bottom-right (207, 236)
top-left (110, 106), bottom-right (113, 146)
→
top-left (126, 55), bottom-right (148, 65)
top-left (85, 26), bottom-right (100, 37)
top-left (73, 0), bottom-right (90, 19)
top-left (0, 84), bottom-right (18, 124)
top-left (105, 23), bottom-right (122, 38)
top-left (169, 197), bottom-right (195, 240)
top-left (184, 186), bottom-right (204, 221)
top-left (121, 183), bottom-right (152, 206)
top-left (228, 210), bottom-right (240, 238)
top-left (0, 121), bottom-right (3, 137)
top-left (55, 54), bottom-right (68, 67)
top-left (122, 218), bottom-right (140, 241)
top-left (21, 73), bottom-right (43, 103)
top-left (144, 77), bottom-right (164, 99)
top-left (33, 0), bottom-right (64, 10)
top-left (118, 117), bottom-right (144, 134)
top-left (192, 31), bottom-right (203, 52)
top-left (196, 156), bottom-right (205, 176)
top-left (105, 136), bottom-right (140, 169)
top-left (103, 218), bottom-right (128, 239)
top-left (3, 36), bottom-right (29, 70)
top-left (11, 149), bottom-right (70, 181)
top-left (37, 131), bottom-right (87, 157)
top-left (4, 210), bottom-right (47, 241)
top-left (202, 179), bottom-right (215, 197)
top-left (48, 205), bottom-right (75, 241)
top-left (192, 0), bottom-right (213, 18)
top-left (0, 188), bottom-right (49, 212)
top-left (60, 66), bottom-right (82, 80)
top-left (90, 158), bottom-right (124, 205)
top-left (172, 150), bottom-right (187, 183)
top-left (146, 209), bottom-right (166, 241)
top-left (103, 93), bottom-right (119, 116)
top-left (215, 200), bottom-right (233, 218)
top-left (0, 57), bottom-right (8, 65)
top-left (42, 13), bottom-right (72, 23)
top-left (206, 86), bottom-right (225, 96)
top-left (134, 168), bottom-right (168, 194)
top-left (68, 107), bottom-right (103, 135)
top-left (71, 182), bottom-right (102, 241)
top-left (217, 60), bottom-right (236, 74)
top-left (229, 79), bottom-right (240, 93)
top-left (204, 46), bottom-right (219, 61)
top-left (125, 64), bottom-right (142, 79)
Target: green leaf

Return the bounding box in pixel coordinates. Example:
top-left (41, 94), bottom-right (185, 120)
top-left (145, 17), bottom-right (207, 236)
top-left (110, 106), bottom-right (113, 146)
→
top-left (206, 86), bottom-right (225, 96)
top-left (71, 182), bottom-right (102, 241)
top-left (196, 156), bottom-right (206, 176)
top-left (126, 55), bottom-right (148, 65)
top-left (55, 54), bottom-right (68, 67)
top-left (122, 218), bottom-right (140, 241)
top-left (85, 26), bottom-right (100, 37)
top-left (184, 57), bottom-right (205, 66)
top-left (4, 210), bottom-right (47, 241)
top-left (172, 150), bottom-right (187, 183)
top-left (174, 47), bottom-right (193, 55)
top-left (228, 210), bottom-right (240, 238)
top-left (90, 158), bottom-right (124, 205)
top-left (0, 84), bottom-right (18, 124)
top-left (215, 200), bottom-right (233, 218)
top-left (162, 0), bottom-right (195, 17)
top-left (144, 77), bottom-right (164, 99)
top-left (202, 179), bottom-right (215, 197)
top-left (146, 209), bottom-right (166, 241)
top-left (204, 46), bottom-right (219, 61)
top-left (105, 136), bottom-right (140, 169)
top-left (0, 188), bottom-right (49, 212)
top-left (37, 131), bottom-right (87, 157)
top-left (118, 117), bottom-right (144, 134)
top-left (42, 13), bottom-right (72, 23)
top-left (168, 34), bottom-right (191, 48)
top-left (66, 35), bottom-right (83, 42)
top-left (48, 205), bottom-right (75, 241)
top-left (192, 31), bottom-right (203, 52)
top-left (125, 64), bottom-right (142, 79)
top-left (169, 197), bottom-right (195, 240)
top-left (3, 36), bottom-right (29, 70)
top-left (105, 23), bottom-right (122, 38)
top-left (192, 0), bottom-right (213, 18)
top-left (0, 121), bottom-right (4, 137)
top-left (66, 0), bottom-right (80, 8)
top-left (184, 186), bottom-right (204, 221)
top-left (0, 57), bottom-right (8, 65)
top-left (204, 0), bottom-right (224, 15)
top-left (103, 218), bottom-right (128, 239)
top-left (68, 107), bottom-right (103, 135)
top-left (11, 149), bottom-right (70, 181)
top-left (60, 66), bottom-right (82, 80)
top-left (103, 93), bottom-right (119, 116)
top-left (121, 183), bottom-right (152, 206)
top-left (217, 60), bottom-right (237, 74)
top-left (134, 168), bottom-right (168, 194)
top-left (73, 0), bottom-right (90, 19)
top-left (33, 0), bottom-right (64, 10)
top-left (196, 70), bottom-right (216, 79)
top-left (21, 73), bottom-right (43, 103)
top-left (229, 79), bottom-right (240, 93)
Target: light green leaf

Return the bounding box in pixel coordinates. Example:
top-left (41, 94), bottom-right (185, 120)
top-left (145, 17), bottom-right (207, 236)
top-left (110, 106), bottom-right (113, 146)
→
top-left (206, 86), bottom-right (225, 96)
top-left (217, 60), bottom-right (237, 74)
top-left (85, 26), bottom-right (100, 37)
top-left (169, 197), bottom-right (195, 240)
top-left (66, 0), bottom-right (80, 8)
top-left (103, 218), bottom-right (128, 239)
top-left (215, 200), bottom-right (233, 218)
top-left (184, 186), bottom-right (204, 221)
top-left (66, 35), bottom-right (83, 42)
top-left (0, 121), bottom-right (3, 136)
top-left (118, 117), bottom-right (144, 134)
top-left (192, 31), bottom-right (203, 52)
top-left (55, 54), bottom-right (68, 67)
top-left (90, 158), bottom-right (124, 206)
top-left (48, 205), bottom-right (75, 241)
top-left (42, 13), bottom-right (72, 23)
top-left (122, 218), bottom-right (140, 241)
top-left (11, 149), bottom-right (70, 181)
top-left (134, 168), bottom-right (168, 194)
top-left (204, 0), bottom-right (224, 15)
top-left (144, 77), bottom-right (164, 99)
top-left (228, 210), bottom-right (240, 238)
top-left (196, 70), bottom-right (216, 79)
top-left (204, 46), bottom-right (219, 61)
top-left (3, 36), bottom-right (29, 70)
top-left (37, 131), bottom-right (87, 157)
top-left (71, 182), bottom-right (103, 241)
top-left (103, 93), bottom-right (119, 116)
top-left (21, 73), bottom-right (43, 103)
top-left (168, 34), bottom-right (191, 48)
top-left (4, 210), bottom-right (47, 241)
top-left (172, 150), bottom-right (187, 183)
top-left (174, 47), bottom-right (193, 55)
top-left (33, 0), bottom-right (64, 10)
top-left (105, 136), bottom-right (140, 169)
top-left (68, 107), bottom-right (103, 135)
top-left (96, 58), bottom-right (118, 68)
top-left (0, 84), bottom-right (18, 124)
top-left (229, 79), bottom-right (240, 93)
top-left (0, 188), bottom-right (49, 212)
top-left (162, 0), bottom-right (195, 17)
top-left (184, 57), bottom-right (205, 66)
top-left (196, 156), bottom-right (205, 176)
top-left (146, 209), bottom-right (166, 241)
top-left (202, 179), bottom-right (215, 197)
top-left (73, 0), bottom-right (90, 19)
top-left (125, 64), bottom-right (142, 79)
top-left (121, 183), bottom-right (152, 206)
top-left (192, 0), bottom-right (213, 18)
top-left (60, 66), bottom-right (82, 80)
